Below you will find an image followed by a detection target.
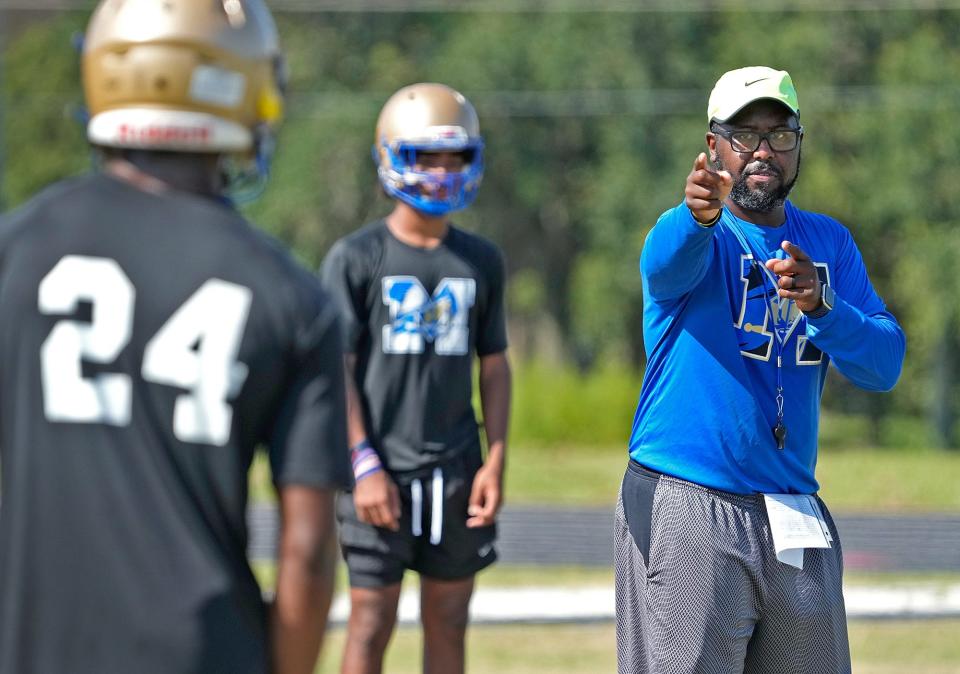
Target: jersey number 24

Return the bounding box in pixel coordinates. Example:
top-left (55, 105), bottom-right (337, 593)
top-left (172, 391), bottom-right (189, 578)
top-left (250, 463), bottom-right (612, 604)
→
top-left (38, 255), bottom-right (251, 446)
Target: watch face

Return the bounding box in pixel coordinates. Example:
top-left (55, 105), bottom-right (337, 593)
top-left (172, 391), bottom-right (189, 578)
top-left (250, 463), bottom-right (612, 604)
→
top-left (822, 284), bottom-right (835, 310)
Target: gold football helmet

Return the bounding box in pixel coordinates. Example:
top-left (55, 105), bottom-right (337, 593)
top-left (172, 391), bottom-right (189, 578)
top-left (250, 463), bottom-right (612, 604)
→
top-left (82, 0), bottom-right (285, 187)
top-left (373, 83), bottom-right (484, 215)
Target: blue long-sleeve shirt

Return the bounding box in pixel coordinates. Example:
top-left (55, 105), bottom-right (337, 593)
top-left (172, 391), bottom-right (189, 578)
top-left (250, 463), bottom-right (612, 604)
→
top-left (629, 201), bottom-right (905, 494)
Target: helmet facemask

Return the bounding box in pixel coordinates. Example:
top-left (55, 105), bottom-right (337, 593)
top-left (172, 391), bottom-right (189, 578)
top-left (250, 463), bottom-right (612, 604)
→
top-left (377, 136), bottom-right (484, 216)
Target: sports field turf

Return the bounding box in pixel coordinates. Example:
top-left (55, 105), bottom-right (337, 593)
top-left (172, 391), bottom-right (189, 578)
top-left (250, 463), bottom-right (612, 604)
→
top-left (245, 563), bottom-right (960, 673)
top-left (503, 444), bottom-right (960, 511)
top-left (251, 445), bottom-right (960, 672)
top-left (250, 445), bottom-right (960, 512)
top-left (310, 619), bottom-right (960, 673)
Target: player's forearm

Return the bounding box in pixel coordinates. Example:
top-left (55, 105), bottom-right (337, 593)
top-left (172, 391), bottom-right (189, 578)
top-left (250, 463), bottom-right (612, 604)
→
top-left (343, 355), bottom-right (387, 484)
top-left (343, 355), bottom-right (370, 447)
top-left (479, 352), bottom-right (511, 471)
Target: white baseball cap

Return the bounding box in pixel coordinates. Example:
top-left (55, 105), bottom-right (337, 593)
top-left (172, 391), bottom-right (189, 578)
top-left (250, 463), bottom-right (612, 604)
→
top-left (707, 66), bottom-right (799, 123)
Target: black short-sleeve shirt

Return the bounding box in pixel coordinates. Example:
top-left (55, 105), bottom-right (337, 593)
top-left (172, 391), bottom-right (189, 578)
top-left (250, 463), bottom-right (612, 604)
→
top-left (0, 173), bottom-right (350, 674)
top-left (320, 220), bottom-right (507, 473)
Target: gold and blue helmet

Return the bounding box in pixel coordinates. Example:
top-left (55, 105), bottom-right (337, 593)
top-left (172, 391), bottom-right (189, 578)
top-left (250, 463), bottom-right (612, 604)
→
top-left (81, 0), bottom-right (286, 197)
top-left (373, 83), bottom-right (484, 216)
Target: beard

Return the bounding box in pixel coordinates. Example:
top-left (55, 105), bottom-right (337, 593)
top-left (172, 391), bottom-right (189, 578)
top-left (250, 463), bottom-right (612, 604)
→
top-left (714, 149), bottom-right (801, 214)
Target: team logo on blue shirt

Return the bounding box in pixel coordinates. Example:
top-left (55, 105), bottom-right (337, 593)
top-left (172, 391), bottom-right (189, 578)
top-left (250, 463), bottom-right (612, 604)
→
top-left (734, 255), bottom-right (829, 365)
top-left (381, 276), bottom-right (476, 355)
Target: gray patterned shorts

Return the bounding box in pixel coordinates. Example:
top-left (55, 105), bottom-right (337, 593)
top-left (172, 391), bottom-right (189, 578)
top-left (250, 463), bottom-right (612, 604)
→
top-left (615, 461), bottom-right (851, 674)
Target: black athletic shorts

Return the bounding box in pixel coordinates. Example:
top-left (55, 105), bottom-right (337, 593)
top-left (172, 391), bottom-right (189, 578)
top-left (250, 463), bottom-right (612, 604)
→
top-left (336, 448), bottom-right (498, 588)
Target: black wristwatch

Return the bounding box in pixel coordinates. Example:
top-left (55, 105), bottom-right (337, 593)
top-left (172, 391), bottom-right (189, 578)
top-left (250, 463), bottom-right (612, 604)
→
top-left (804, 284), bottom-right (835, 319)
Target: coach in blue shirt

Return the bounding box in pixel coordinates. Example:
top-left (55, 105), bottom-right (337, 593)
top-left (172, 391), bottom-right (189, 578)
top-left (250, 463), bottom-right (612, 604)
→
top-left (615, 67), bottom-right (905, 674)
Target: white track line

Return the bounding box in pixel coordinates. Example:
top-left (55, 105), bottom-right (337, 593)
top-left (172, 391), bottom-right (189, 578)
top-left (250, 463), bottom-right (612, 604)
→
top-left (326, 584), bottom-right (960, 626)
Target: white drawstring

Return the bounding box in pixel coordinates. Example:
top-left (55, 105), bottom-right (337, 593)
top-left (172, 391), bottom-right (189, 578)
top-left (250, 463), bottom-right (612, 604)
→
top-left (411, 479), bottom-right (423, 537)
top-left (410, 468), bottom-right (444, 545)
top-left (430, 467), bottom-right (443, 545)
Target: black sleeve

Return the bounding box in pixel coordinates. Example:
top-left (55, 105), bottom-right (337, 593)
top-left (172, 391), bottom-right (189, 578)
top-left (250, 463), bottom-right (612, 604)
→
top-left (319, 239), bottom-right (367, 354)
top-left (476, 246), bottom-right (508, 357)
top-left (268, 300), bottom-right (350, 489)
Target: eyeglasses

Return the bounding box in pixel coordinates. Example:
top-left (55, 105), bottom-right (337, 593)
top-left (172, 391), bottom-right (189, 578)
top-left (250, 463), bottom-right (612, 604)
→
top-left (712, 125), bottom-right (803, 153)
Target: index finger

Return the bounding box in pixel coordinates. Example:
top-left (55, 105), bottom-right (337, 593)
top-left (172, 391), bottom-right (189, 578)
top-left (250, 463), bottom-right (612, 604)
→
top-left (781, 240), bottom-right (810, 262)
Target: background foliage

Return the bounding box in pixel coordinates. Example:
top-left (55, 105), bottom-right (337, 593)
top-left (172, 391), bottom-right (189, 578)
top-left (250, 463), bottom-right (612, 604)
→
top-left (3, 4), bottom-right (960, 448)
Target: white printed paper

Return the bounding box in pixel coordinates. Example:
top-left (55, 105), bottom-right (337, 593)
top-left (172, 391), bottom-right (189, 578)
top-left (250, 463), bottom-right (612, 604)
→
top-left (763, 494), bottom-right (831, 570)
top-left (810, 498), bottom-right (834, 543)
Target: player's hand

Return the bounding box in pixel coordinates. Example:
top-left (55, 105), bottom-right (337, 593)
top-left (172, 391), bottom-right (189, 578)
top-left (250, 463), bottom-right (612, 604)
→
top-left (467, 463), bottom-right (503, 529)
top-left (765, 241), bottom-right (822, 313)
top-left (353, 470), bottom-right (401, 531)
top-left (685, 152), bottom-right (733, 224)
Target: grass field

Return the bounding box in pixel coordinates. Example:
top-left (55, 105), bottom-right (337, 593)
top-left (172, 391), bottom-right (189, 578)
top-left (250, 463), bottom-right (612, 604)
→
top-left (503, 444), bottom-right (960, 511)
top-left (310, 619), bottom-right (960, 673)
top-left (249, 563), bottom-right (960, 674)
top-left (252, 444), bottom-right (960, 672)
top-left (250, 445), bottom-right (960, 512)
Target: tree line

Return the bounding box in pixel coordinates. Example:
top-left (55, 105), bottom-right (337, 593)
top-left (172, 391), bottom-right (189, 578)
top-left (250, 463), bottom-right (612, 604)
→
top-left (3, 7), bottom-right (960, 447)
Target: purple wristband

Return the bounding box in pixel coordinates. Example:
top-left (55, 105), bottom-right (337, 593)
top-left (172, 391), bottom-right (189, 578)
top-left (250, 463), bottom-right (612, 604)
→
top-left (350, 442), bottom-right (382, 481)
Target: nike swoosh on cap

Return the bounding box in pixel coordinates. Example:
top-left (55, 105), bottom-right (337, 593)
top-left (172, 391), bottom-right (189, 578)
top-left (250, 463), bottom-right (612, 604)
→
top-left (745, 78), bottom-right (769, 86)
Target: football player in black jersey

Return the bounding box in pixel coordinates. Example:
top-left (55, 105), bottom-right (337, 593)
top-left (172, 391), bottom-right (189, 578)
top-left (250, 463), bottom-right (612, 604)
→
top-left (321, 83), bottom-right (512, 674)
top-left (0, 2), bottom-right (349, 674)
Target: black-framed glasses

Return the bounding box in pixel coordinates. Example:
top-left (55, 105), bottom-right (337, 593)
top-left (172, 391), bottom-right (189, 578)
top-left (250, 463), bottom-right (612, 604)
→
top-left (712, 125), bottom-right (803, 153)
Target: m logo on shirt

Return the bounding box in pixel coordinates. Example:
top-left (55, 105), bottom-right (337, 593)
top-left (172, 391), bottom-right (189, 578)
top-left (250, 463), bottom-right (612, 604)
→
top-left (381, 276), bottom-right (476, 355)
top-left (734, 254), bottom-right (829, 365)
